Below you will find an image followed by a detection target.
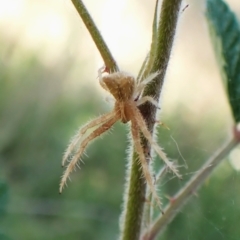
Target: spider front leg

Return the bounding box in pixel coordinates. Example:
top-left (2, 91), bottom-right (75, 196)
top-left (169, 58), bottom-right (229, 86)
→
top-left (131, 117), bottom-right (163, 210)
top-left (134, 71), bottom-right (160, 99)
top-left (60, 114), bottom-right (119, 193)
top-left (132, 105), bottom-right (181, 179)
top-left (62, 112), bottom-right (115, 166)
top-left (98, 66), bottom-right (109, 91)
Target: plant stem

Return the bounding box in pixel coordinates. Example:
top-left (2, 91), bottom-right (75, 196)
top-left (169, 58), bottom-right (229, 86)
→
top-left (144, 0), bottom-right (183, 98)
top-left (138, 0), bottom-right (159, 82)
top-left (71, 0), bottom-right (119, 72)
top-left (142, 136), bottom-right (238, 240)
top-left (120, 1), bottom-right (183, 239)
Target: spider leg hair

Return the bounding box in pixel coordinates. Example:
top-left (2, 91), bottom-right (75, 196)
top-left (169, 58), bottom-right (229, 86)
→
top-left (62, 112), bottom-right (115, 167)
top-left (132, 105), bottom-right (182, 179)
top-left (131, 117), bottom-right (163, 210)
top-left (136, 96), bottom-right (160, 109)
top-left (60, 114), bottom-right (119, 193)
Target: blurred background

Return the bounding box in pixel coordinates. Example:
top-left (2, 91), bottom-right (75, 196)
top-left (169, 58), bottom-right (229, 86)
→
top-left (0, 0), bottom-right (240, 239)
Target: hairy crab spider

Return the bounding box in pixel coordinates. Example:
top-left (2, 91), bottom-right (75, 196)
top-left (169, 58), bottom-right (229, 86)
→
top-left (60, 68), bottom-right (181, 207)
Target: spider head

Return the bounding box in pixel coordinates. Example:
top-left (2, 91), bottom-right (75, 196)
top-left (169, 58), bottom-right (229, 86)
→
top-left (100, 72), bottom-right (136, 101)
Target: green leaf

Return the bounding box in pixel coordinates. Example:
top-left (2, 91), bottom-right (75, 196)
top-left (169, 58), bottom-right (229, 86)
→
top-left (206, 0), bottom-right (240, 123)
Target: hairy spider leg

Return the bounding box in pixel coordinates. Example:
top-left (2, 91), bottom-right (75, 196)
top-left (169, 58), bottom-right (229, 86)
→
top-left (134, 71), bottom-right (160, 99)
top-left (131, 117), bottom-right (163, 210)
top-left (80, 112), bottom-right (116, 136)
top-left (98, 67), bottom-right (109, 91)
top-left (60, 114), bottom-right (119, 193)
top-left (132, 105), bottom-right (181, 179)
top-left (62, 112), bottom-right (115, 166)
top-left (136, 96), bottom-right (160, 109)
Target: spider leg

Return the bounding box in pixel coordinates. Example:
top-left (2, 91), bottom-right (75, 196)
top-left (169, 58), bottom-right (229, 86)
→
top-left (131, 117), bottom-right (163, 209)
top-left (60, 114), bottom-right (119, 193)
top-left (62, 112), bottom-right (115, 166)
top-left (136, 96), bottom-right (160, 109)
top-left (98, 66), bottom-right (109, 91)
top-left (134, 71), bottom-right (160, 98)
top-left (132, 105), bottom-right (181, 179)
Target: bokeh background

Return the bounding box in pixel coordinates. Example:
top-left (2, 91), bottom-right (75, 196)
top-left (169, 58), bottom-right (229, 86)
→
top-left (0, 0), bottom-right (240, 239)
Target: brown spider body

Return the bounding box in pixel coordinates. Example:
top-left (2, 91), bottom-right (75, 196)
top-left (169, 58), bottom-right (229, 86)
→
top-left (60, 69), bottom-right (180, 208)
top-left (102, 72), bottom-right (136, 123)
top-left (101, 72), bottom-right (135, 101)
top-left (114, 101), bottom-right (132, 123)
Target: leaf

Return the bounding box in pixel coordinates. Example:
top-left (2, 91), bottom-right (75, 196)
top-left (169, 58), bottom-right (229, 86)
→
top-left (206, 0), bottom-right (240, 123)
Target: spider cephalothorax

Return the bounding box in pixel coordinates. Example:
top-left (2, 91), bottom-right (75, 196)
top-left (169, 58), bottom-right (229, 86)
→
top-left (60, 69), bottom-right (181, 207)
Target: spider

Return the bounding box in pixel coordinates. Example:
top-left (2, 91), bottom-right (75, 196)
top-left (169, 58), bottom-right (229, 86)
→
top-left (59, 68), bottom-right (181, 207)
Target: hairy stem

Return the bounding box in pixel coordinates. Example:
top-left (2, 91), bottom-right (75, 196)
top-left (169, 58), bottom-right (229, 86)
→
top-left (120, 1), bottom-right (183, 239)
top-left (137, 0), bottom-right (159, 82)
top-left (71, 0), bottom-right (119, 72)
top-left (142, 136), bottom-right (238, 240)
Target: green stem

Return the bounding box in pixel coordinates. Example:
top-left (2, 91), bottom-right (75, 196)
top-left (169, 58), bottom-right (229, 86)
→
top-left (137, 53), bottom-right (149, 83)
top-left (142, 136), bottom-right (238, 240)
top-left (120, 151), bottom-right (147, 240)
top-left (144, 166), bottom-right (167, 231)
top-left (138, 0), bottom-right (159, 82)
top-left (71, 0), bottom-right (119, 72)
top-left (120, 1), bottom-right (183, 239)
top-left (143, 0), bottom-right (183, 98)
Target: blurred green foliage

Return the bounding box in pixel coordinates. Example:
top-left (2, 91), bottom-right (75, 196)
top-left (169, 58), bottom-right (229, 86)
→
top-left (206, 0), bottom-right (240, 123)
top-left (0, 33), bottom-right (240, 240)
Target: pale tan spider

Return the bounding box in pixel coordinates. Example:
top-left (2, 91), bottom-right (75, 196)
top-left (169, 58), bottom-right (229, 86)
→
top-left (60, 69), bottom-right (181, 206)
